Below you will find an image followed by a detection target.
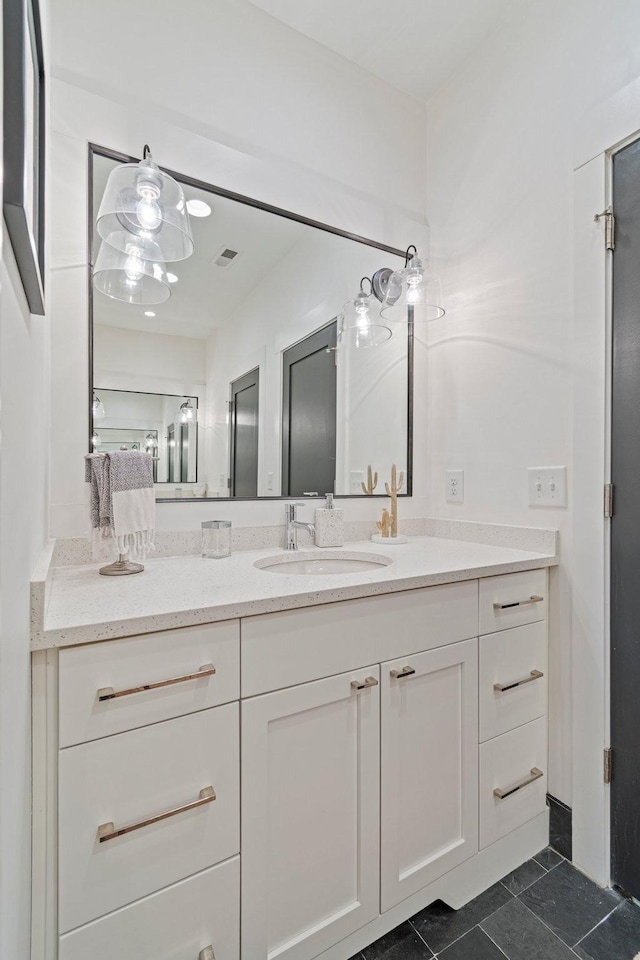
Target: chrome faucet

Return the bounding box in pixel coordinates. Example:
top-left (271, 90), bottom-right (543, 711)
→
top-left (285, 502), bottom-right (316, 551)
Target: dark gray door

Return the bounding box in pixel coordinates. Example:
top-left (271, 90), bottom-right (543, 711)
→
top-left (180, 424), bottom-right (189, 482)
top-left (611, 136), bottom-right (640, 897)
top-left (282, 322), bottom-right (337, 498)
top-left (230, 367), bottom-right (259, 497)
top-left (167, 424), bottom-right (175, 483)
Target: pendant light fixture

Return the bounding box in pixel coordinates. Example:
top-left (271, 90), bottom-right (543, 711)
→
top-left (92, 392), bottom-right (106, 420)
top-left (178, 399), bottom-right (196, 424)
top-left (93, 235), bottom-right (171, 304)
top-left (96, 145), bottom-right (194, 263)
top-left (377, 245), bottom-right (445, 324)
top-left (339, 277), bottom-right (393, 349)
top-left (91, 432), bottom-right (101, 448)
top-left (144, 432), bottom-right (158, 449)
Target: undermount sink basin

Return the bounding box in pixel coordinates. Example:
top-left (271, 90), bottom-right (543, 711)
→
top-left (254, 551), bottom-right (392, 576)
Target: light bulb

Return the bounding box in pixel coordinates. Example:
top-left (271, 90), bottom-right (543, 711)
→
top-left (136, 197), bottom-right (162, 231)
top-left (179, 400), bottom-right (195, 423)
top-left (124, 246), bottom-right (144, 282)
top-left (406, 284), bottom-right (422, 305)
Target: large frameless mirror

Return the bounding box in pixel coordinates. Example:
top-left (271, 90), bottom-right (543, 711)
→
top-left (89, 146), bottom-right (413, 501)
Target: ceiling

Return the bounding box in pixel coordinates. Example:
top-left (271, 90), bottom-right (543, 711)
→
top-left (246, 0), bottom-right (520, 102)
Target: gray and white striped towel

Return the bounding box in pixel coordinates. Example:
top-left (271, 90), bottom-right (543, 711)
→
top-left (85, 451), bottom-right (155, 561)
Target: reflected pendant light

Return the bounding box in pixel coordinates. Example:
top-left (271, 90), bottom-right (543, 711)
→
top-left (178, 399), bottom-right (196, 423)
top-left (91, 432), bottom-right (101, 448)
top-left (96, 145), bottom-right (194, 263)
top-left (92, 392), bottom-right (105, 420)
top-left (339, 277), bottom-right (393, 349)
top-left (144, 432), bottom-right (158, 449)
top-left (93, 235), bottom-right (171, 304)
top-left (378, 245), bottom-right (445, 324)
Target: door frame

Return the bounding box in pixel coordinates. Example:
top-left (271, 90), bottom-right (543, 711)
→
top-left (229, 366), bottom-right (260, 497)
top-left (572, 73), bottom-right (640, 886)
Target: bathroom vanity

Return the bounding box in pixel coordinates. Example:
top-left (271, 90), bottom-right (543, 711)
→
top-left (31, 532), bottom-right (556, 960)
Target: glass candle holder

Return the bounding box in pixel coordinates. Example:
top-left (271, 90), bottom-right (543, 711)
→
top-left (202, 520), bottom-right (232, 559)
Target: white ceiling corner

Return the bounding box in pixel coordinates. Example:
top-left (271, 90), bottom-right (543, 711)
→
top-left (246, 0), bottom-right (520, 102)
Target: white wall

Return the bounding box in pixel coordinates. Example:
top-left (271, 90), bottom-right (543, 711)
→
top-left (423, 0), bottom-right (640, 810)
top-left (94, 325), bottom-right (206, 398)
top-left (0, 2), bottom-right (51, 957)
top-left (0, 103), bottom-right (51, 960)
top-left (48, 0), bottom-right (429, 536)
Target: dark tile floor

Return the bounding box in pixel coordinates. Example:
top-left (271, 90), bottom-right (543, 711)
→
top-left (350, 848), bottom-right (640, 960)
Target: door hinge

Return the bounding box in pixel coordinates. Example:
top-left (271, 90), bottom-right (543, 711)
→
top-left (604, 483), bottom-right (614, 518)
top-left (604, 747), bottom-right (613, 784)
top-left (594, 207), bottom-right (615, 251)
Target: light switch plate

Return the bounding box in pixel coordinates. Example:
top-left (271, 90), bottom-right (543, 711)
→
top-left (528, 466), bottom-right (567, 507)
top-left (446, 469), bottom-right (464, 504)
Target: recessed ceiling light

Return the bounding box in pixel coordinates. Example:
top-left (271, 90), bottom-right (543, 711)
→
top-left (144, 310), bottom-right (156, 317)
top-left (186, 199), bottom-right (212, 218)
top-left (166, 272), bottom-right (178, 283)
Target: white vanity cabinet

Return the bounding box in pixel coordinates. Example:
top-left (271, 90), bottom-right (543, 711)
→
top-left (33, 567), bottom-right (551, 960)
top-left (380, 639), bottom-right (479, 911)
top-left (242, 667), bottom-right (381, 960)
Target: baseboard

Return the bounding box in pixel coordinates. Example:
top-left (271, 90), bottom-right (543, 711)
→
top-left (547, 793), bottom-right (572, 861)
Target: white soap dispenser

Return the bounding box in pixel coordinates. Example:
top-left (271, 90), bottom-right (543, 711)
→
top-left (314, 493), bottom-right (344, 547)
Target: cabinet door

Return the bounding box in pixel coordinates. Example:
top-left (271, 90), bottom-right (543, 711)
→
top-left (242, 666), bottom-right (380, 960)
top-left (381, 639), bottom-right (478, 911)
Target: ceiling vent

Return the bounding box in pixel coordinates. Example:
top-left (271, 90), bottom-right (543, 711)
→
top-left (211, 247), bottom-right (240, 268)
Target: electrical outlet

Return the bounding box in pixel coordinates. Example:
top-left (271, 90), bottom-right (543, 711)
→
top-left (267, 472), bottom-right (274, 492)
top-left (527, 466), bottom-right (567, 507)
top-left (446, 469), bottom-right (464, 504)
top-left (350, 470), bottom-right (364, 493)
top-left (219, 473), bottom-right (226, 489)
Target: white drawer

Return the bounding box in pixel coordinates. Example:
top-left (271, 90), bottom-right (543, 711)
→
top-left (479, 717), bottom-right (547, 849)
top-left (59, 703), bottom-right (239, 933)
top-left (242, 581), bottom-right (478, 696)
top-left (59, 621), bottom-right (239, 747)
top-left (479, 622), bottom-right (547, 742)
top-left (59, 856), bottom-right (239, 960)
top-left (479, 570), bottom-right (547, 635)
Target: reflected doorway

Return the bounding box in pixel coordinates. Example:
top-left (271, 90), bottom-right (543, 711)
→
top-left (282, 322), bottom-right (337, 498)
top-left (229, 367), bottom-right (260, 497)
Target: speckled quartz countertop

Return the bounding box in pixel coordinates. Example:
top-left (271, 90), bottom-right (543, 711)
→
top-left (31, 534), bottom-right (558, 650)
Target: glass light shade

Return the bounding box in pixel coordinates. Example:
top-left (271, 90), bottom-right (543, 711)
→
top-left (93, 235), bottom-right (171, 304)
top-left (178, 399), bottom-right (196, 423)
top-left (92, 394), bottom-right (105, 420)
top-left (96, 156), bottom-right (194, 262)
top-left (145, 433), bottom-right (157, 449)
top-left (380, 255), bottom-right (445, 323)
top-left (91, 432), bottom-right (101, 448)
top-left (339, 290), bottom-right (393, 348)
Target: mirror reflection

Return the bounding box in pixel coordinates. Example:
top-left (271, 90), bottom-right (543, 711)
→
top-left (90, 150), bottom-right (412, 500)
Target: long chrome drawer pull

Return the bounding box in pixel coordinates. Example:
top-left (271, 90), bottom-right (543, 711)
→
top-left (199, 947), bottom-right (215, 960)
top-left (390, 666), bottom-right (416, 679)
top-left (493, 595), bottom-right (544, 610)
top-left (494, 669), bottom-right (544, 693)
top-left (351, 676), bottom-right (379, 691)
top-left (97, 664), bottom-right (216, 701)
top-left (98, 786), bottom-right (216, 842)
top-left (493, 767), bottom-right (543, 800)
